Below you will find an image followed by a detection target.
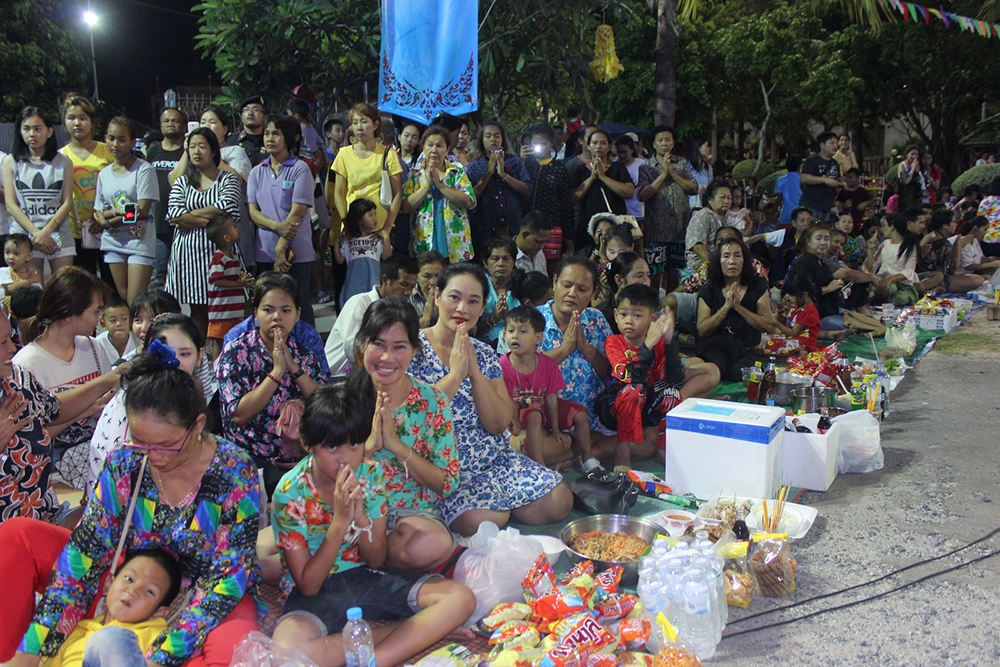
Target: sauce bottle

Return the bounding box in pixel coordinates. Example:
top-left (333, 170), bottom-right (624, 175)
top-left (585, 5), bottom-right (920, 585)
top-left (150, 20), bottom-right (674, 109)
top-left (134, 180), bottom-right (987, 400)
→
top-left (757, 355), bottom-right (777, 406)
top-left (747, 361), bottom-right (763, 402)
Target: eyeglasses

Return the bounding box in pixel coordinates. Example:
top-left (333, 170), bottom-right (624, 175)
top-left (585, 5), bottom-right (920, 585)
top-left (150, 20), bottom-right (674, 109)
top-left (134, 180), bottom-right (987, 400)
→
top-left (124, 422), bottom-right (195, 452)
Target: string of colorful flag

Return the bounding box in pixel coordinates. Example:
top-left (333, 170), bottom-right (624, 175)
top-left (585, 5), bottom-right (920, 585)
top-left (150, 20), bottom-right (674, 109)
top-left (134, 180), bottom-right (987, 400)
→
top-left (881, 0), bottom-right (1000, 39)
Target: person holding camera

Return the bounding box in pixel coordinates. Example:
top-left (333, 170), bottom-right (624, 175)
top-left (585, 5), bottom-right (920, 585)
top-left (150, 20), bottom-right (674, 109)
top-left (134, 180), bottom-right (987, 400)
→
top-left (466, 120), bottom-right (532, 250)
top-left (521, 123), bottom-right (573, 267)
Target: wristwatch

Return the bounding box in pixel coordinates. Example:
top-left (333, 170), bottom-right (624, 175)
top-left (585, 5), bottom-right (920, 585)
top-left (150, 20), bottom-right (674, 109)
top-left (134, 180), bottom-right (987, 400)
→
top-left (290, 368), bottom-right (306, 380)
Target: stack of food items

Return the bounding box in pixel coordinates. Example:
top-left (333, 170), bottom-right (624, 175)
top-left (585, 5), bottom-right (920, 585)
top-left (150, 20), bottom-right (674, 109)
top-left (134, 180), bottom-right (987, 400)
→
top-left (783, 343), bottom-right (843, 382)
top-left (479, 555), bottom-right (701, 667)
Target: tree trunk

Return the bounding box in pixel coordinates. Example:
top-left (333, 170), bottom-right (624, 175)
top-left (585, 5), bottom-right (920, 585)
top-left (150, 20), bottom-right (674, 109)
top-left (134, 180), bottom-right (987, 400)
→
top-left (653, 0), bottom-right (677, 127)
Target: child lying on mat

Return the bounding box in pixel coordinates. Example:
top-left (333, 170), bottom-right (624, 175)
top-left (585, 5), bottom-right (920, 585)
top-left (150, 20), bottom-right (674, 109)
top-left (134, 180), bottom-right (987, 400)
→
top-left (43, 549), bottom-right (181, 667)
top-left (269, 384), bottom-right (476, 667)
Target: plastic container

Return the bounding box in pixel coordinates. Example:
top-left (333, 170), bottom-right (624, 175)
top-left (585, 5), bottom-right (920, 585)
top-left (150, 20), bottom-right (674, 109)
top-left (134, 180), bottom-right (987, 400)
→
top-left (343, 607), bottom-right (375, 667)
top-left (682, 573), bottom-right (717, 660)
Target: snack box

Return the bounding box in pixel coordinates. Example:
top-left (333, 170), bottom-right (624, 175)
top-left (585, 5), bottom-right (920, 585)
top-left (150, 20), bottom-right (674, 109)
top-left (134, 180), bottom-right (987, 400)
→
top-left (697, 495), bottom-right (818, 539)
top-left (781, 414), bottom-right (840, 492)
top-left (663, 398), bottom-right (785, 500)
top-left (913, 308), bottom-right (957, 333)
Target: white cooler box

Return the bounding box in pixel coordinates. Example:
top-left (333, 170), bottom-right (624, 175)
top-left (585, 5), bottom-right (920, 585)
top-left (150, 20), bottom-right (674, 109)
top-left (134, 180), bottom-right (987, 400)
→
top-left (781, 414), bottom-right (840, 492)
top-left (663, 398), bottom-right (785, 500)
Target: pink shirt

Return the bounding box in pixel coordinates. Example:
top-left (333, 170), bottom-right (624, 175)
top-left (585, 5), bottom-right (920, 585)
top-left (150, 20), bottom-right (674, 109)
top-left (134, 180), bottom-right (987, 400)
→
top-left (500, 352), bottom-right (566, 410)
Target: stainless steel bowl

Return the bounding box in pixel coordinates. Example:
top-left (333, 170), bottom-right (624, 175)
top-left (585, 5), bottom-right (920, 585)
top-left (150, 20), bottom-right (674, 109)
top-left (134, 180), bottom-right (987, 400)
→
top-left (559, 514), bottom-right (665, 587)
top-left (792, 385), bottom-right (837, 413)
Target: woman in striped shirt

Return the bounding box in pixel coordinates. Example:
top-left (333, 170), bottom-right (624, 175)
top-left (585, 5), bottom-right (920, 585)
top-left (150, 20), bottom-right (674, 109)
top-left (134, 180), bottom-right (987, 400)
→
top-left (166, 128), bottom-right (242, 339)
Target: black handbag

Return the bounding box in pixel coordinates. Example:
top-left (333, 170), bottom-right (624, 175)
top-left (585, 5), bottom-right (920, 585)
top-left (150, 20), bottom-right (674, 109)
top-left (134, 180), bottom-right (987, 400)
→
top-left (568, 469), bottom-right (640, 516)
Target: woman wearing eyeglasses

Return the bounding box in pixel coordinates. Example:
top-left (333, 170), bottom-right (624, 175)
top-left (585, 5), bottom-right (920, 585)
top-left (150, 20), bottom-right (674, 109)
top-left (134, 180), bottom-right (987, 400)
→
top-left (85, 313), bottom-right (205, 497)
top-left (0, 336), bottom-right (263, 666)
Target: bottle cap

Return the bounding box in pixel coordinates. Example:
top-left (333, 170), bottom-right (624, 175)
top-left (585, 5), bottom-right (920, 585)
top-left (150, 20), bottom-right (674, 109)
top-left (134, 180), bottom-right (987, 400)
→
top-left (347, 607), bottom-right (362, 621)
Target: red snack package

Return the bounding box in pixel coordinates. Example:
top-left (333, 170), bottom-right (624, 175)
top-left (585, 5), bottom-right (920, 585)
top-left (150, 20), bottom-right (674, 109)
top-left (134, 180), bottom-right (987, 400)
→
top-left (523, 554), bottom-right (558, 600)
top-left (618, 652), bottom-right (655, 667)
top-left (617, 618), bottom-right (651, 652)
top-left (551, 613), bottom-right (618, 654)
top-left (559, 560), bottom-right (595, 586)
top-left (593, 593), bottom-right (638, 623)
top-left (489, 621), bottom-right (540, 646)
top-left (594, 566), bottom-right (623, 597)
top-left (537, 644), bottom-right (590, 667)
top-left (530, 587), bottom-right (587, 620)
top-left (583, 654), bottom-right (619, 667)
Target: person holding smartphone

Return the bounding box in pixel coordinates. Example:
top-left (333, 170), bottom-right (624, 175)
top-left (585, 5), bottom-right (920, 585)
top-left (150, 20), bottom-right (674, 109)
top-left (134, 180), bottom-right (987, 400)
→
top-left (94, 117), bottom-right (159, 304)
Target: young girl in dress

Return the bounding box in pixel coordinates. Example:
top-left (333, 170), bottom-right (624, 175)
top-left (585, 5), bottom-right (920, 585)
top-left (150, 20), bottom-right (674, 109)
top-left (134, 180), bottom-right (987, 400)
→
top-left (773, 273), bottom-right (822, 352)
top-left (334, 198), bottom-right (391, 305)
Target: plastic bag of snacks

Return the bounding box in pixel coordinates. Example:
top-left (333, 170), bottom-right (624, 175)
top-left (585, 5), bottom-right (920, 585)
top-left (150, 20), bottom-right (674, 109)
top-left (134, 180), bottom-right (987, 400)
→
top-left (749, 533), bottom-right (796, 598)
top-left (651, 615), bottom-right (702, 667)
top-left (721, 542), bottom-right (754, 608)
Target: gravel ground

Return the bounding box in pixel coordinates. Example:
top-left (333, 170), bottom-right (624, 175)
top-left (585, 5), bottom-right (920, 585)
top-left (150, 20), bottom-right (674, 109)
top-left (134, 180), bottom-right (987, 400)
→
top-left (712, 312), bottom-right (1000, 666)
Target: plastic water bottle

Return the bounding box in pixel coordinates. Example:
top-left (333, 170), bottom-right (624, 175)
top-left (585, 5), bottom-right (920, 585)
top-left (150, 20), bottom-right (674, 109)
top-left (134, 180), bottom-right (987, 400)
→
top-left (343, 607), bottom-right (375, 667)
top-left (682, 572), bottom-right (717, 660)
top-left (876, 365), bottom-right (891, 417)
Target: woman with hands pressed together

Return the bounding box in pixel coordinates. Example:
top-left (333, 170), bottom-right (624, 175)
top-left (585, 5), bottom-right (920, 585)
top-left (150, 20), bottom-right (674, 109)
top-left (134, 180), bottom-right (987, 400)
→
top-left (165, 127), bottom-right (242, 338)
top-left (465, 121), bottom-right (532, 242)
top-left (402, 125), bottom-right (475, 263)
top-left (570, 130), bottom-right (634, 222)
top-left (347, 300), bottom-right (460, 572)
top-left (216, 273), bottom-right (327, 493)
top-left (696, 237), bottom-right (774, 382)
top-left (269, 384), bottom-right (476, 667)
top-left (409, 263), bottom-right (571, 537)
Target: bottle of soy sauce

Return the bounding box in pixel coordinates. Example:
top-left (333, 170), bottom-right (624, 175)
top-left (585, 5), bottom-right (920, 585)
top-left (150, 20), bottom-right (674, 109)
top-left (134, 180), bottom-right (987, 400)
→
top-left (732, 508), bottom-right (750, 541)
top-left (757, 355), bottom-right (777, 406)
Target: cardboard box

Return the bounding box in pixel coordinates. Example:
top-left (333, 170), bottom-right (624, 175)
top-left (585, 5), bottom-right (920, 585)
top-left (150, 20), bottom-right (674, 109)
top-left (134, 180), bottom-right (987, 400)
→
top-left (663, 398), bottom-right (786, 500)
top-left (782, 415), bottom-right (840, 492)
top-left (913, 308), bottom-right (957, 333)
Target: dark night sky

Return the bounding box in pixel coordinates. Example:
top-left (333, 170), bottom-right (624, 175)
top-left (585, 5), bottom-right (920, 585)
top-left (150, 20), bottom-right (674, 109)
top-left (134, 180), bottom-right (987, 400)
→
top-left (83, 0), bottom-right (215, 123)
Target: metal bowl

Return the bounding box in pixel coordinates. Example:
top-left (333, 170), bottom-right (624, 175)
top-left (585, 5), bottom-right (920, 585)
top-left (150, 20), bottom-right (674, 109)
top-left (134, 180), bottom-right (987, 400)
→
top-left (792, 385), bottom-right (837, 414)
top-left (559, 514), bottom-right (665, 587)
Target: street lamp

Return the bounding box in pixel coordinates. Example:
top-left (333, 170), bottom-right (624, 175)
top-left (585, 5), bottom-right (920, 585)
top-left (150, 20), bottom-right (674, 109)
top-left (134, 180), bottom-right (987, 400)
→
top-left (83, 7), bottom-right (99, 101)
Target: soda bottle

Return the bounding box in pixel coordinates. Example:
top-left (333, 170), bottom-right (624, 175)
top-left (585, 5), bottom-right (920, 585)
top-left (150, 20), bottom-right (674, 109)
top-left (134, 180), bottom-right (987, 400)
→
top-left (851, 380), bottom-right (864, 410)
top-left (757, 356), bottom-right (777, 406)
top-left (343, 607), bottom-right (375, 667)
top-left (746, 361), bottom-right (763, 402)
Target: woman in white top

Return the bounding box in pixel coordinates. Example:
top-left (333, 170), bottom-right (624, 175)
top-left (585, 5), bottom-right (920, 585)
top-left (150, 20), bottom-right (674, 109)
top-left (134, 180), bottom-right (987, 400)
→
top-left (13, 266), bottom-right (122, 491)
top-left (615, 134), bottom-right (644, 223)
top-left (956, 216), bottom-right (1000, 276)
top-left (93, 117), bottom-right (159, 304)
top-left (1, 107), bottom-right (76, 276)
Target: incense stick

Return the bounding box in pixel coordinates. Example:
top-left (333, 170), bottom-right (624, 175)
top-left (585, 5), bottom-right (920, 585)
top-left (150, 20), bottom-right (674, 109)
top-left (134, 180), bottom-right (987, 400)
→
top-left (762, 498), bottom-right (769, 534)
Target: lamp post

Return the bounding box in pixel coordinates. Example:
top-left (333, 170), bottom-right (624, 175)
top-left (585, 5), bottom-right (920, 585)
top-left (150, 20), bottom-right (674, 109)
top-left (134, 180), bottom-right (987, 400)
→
top-left (83, 7), bottom-right (99, 101)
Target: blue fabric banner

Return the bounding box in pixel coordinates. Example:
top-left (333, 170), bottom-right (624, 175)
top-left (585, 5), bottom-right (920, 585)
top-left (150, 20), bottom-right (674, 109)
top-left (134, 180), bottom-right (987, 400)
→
top-left (379, 0), bottom-right (478, 124)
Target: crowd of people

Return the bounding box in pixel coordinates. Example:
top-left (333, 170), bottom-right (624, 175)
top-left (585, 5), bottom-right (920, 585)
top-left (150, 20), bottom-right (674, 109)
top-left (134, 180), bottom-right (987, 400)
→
top-left (1, 93), bottom-right (999, 667)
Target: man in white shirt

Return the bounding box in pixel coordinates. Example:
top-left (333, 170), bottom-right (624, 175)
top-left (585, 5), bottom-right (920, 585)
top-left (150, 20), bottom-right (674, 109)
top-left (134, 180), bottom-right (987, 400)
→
top-left (324, 254), bottom-right (418, 377)
top-left (514, 211), bottom-right (552, 274)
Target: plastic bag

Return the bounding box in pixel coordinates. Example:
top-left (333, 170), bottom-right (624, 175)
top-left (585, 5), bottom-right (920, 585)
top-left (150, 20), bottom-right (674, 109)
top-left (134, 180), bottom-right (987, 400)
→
top-left (748, 535), bottom-right (796, 598)
top-left (721, 542), bottom-right (754, 608)
top-left (832, 410), bottom-right (883, 474)
top-left (884, 319), bottom-right (917, 356)
top-left (453, 522), bottom-right (544, 626)
top-left (229, 632), bottom-right (319, 667)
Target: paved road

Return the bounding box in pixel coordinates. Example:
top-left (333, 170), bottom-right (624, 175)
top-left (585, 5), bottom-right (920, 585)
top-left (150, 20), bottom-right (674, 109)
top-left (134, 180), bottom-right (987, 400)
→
top-left (715, 313), bottom-right (1000, 666)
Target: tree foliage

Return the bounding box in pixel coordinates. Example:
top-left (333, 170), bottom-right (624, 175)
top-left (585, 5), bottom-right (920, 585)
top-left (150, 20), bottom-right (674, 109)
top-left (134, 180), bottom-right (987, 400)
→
top-left (0, 0), bottom-right (89, 117)
top-left (193, 0), bottom-right (380, 112)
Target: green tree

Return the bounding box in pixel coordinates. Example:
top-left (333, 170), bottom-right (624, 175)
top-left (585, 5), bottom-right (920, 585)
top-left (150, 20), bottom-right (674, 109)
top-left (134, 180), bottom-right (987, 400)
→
top-left (193, 0), bottom-right (380, 112)
top-left (0, 0), bottom-right (89, 117)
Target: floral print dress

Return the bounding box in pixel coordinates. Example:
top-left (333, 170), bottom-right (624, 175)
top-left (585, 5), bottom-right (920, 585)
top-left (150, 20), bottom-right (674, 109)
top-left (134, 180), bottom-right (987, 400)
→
top-left (408, 332), bottom-right (562, 525)
top-left (0, 367), bottom-right (61, 523)
top-left (20, 439), bottom-right (263, 667)
top-left (373, 377), bottom-right (460, 513)
top-left (216, 328), bottom-right (329, 461)
top-left (404, 163), bottom-right (476, 263)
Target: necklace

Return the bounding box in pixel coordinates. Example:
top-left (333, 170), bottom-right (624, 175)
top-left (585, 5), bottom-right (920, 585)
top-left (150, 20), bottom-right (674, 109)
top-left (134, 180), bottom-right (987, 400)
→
top-left (509, 352), bottom-right (541, 408)
top-left (152, 434), bottom-right (205, 507)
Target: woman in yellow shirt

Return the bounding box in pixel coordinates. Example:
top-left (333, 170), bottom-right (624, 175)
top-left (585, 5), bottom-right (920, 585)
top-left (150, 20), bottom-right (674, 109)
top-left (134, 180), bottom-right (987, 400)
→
top-left (58, 94), bottom-right (113, 282)
top-left (330, 103), bottom-right (402, 235)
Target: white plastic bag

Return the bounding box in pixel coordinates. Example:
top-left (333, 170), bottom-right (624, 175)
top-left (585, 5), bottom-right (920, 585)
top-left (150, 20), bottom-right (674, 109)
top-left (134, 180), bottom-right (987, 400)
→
top-left (885, 319), bottom-right (917, 356)
top-left (229, 632), bottom-right (319, 667)
top-left (833, 410), bottom-right (883, 474)
top-left (453, 521), bottom-right (544, 626)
